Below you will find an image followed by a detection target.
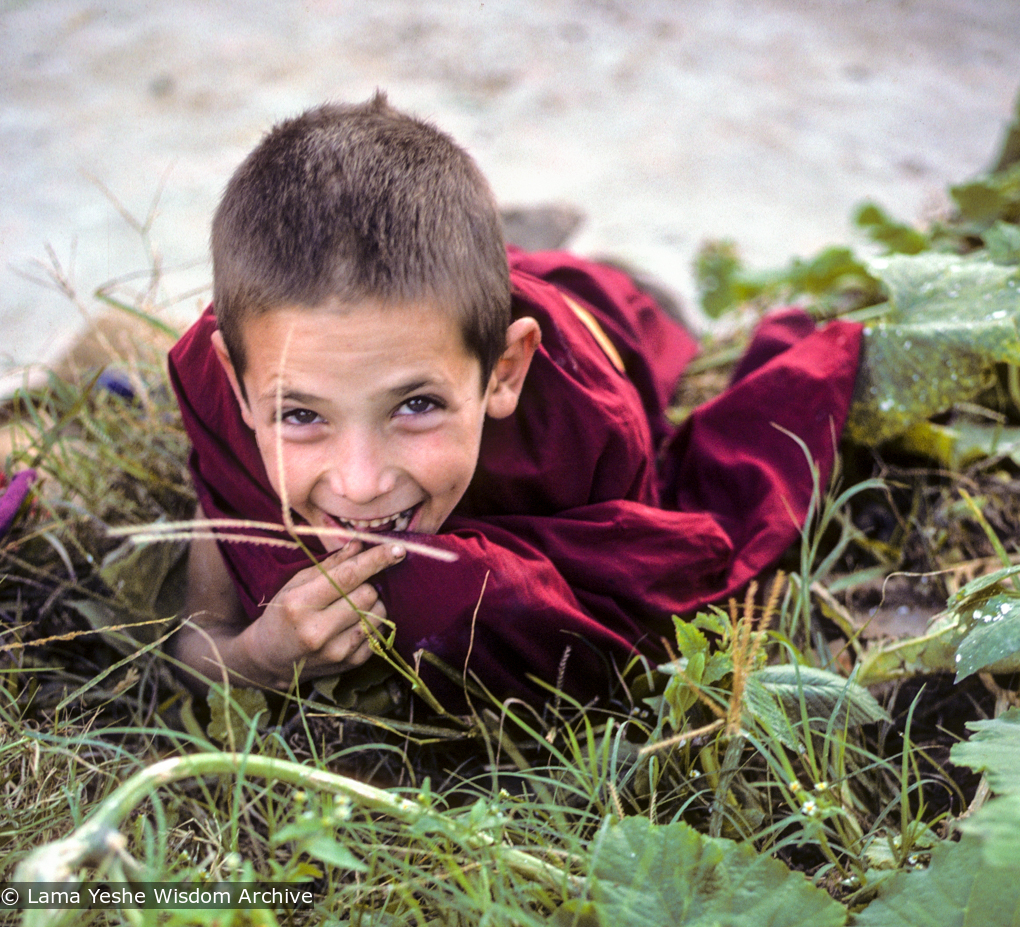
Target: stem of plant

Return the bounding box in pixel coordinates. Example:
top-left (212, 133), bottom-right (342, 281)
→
top-left (708, 735), bottom-right (746, 838)
top-left (959, 487), bottom-right (1019, 588)
top-left (14, 752), bottom-right (580, 894)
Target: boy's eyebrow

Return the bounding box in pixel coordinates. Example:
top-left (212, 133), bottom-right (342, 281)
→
top-left (389, 379), bottom-right (436, 397)
top-left (258, 387), bottom-right (324, 406)
top-left (258, 379), bottom-right (443, 406)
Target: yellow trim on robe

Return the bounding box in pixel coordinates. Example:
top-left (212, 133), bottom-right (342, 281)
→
top-left (561, 294), bottom-right (626, 374)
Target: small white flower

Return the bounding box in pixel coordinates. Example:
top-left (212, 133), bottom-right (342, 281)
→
top-left (223, 852), bottom-right (243, 872)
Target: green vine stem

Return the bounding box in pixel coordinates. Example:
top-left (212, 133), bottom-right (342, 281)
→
top-left (14, 751), bottom-right (579, 895)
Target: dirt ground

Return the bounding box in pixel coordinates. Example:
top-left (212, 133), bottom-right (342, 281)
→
top-left (2, 0), bottom-right (1019, 376)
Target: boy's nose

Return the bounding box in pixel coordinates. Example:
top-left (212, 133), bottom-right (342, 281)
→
top-left (327, 431), bottom-right (395, 504)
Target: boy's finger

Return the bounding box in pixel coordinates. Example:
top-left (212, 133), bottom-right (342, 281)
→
top-left (280, 540), bottom-right (363, 592)
top-left (326, 626), bottom-right (380, 671)
top-left (301, 541), bottom-right (406, 608)
top-left (327, 540), bottom-right (406, 584)
top-left (332, 580), bottom-right (385, 623)
top-left (293, 583), bottom-right (385, 655)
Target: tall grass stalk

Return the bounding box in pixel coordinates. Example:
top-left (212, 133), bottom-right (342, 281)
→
top-left (776, 425), bottom-right (887, 646)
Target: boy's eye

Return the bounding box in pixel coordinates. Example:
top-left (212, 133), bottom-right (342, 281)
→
top-left (396, 395), bottom-right (441, 416)
top-left (281, 408), bottom-right (323, 426)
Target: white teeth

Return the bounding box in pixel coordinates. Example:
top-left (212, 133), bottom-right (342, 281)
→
top-left (339, 506), bottom-right (415, 533)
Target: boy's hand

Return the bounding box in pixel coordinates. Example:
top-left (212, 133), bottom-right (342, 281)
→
top-left (247, 540), bottom-right (405, 687)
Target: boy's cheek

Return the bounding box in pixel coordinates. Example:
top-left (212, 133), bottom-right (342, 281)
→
top-left (259, 450), bottom-right (314, 506)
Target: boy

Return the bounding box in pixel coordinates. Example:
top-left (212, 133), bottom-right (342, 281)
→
top-left (168, 93), bottom-right (862, 707)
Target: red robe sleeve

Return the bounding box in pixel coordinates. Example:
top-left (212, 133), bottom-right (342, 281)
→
top-left (168, 251), bottom-right (862, 709)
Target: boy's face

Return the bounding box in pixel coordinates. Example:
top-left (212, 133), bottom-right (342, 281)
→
top-left (213, 300), bottom-right (538, 548)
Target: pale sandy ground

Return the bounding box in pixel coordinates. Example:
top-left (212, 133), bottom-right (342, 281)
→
top-left (2, 0), bottom-right (1019, 377)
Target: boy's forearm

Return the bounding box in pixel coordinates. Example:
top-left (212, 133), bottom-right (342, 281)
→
top-left (168, 618), bottom-right (272, 696)
top-left (174, 523), bottom-right (281, 694)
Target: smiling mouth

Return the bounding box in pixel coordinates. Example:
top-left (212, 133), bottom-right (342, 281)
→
top-left (334, 504), bottom-right (419, 534)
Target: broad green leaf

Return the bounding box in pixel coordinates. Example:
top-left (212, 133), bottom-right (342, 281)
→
top-left (274, 808), bottom-right (368, 874)
top-left (780, 246), bottom-right (879, 297)
top-left (985, 221), bottom-right (1020, 265)
top-left (951, 708), bottom-right (1020, 796)
top-left (862, 822), bottom-right (939, 871)
top-left (958, 794), bottom-right (1020, 869)
top-left (661, 618), bottom-right (733, 726)
top-left (663, 652), bottom-right (705, 722)
top-left (583, 816), bottom-right (845, 927)
top-left (662, 617), bottom-right (710, 720)
top-left (890, 420), bottom-right (1020, 470)
top-left (870, 253), bottom-right (1019, 319)
top-left (953, 593), bottom-right (1020, 679)
top-left (857, 571), bottom-right (1020, 686)
top-left (694, 241), bottom-right (879, 317)
top-left (67, 534), bottom-right (187, 655)
top-left (691, 610), bottom-right (729, 637)
top-left (844, 253), bottom-right (1020, 445)
top-left (852, 834), bottom-right (1020, 926)
top-left (206, 687), bottom-right (269, 745)
top-left (99, 534), bottom-right (188, 621)
top-left (949, 710), bottom-right (1020, 867)
top-left (854, 202), bottom-right (929, 255)
top-left (312, 656), bottom-right (400, 713)
top-left (952, 179), bottom-right (1012, 224)
top-left (703, 651), bottom-right (733, 687)
top-left (950, 563), bottom-right (1020, 604)
top-left (854, 612), bottom-right (962, 687)
top-left (672, 615), bottom-right (710, 660)
top-left (950, 162), bottom-right (1020, 225)
top-left (696, 240), bottom-right (745, 318)
top-left (927, 569), bottom-right (1020, 679)
top-left (66, 598), bottom-right (144, 658)
top-left (743, 665), bottom-right (888, 748)
top-left (299, 834), bottom-right (367, 872)
top-left (742, 679), bottom-right (800, 749)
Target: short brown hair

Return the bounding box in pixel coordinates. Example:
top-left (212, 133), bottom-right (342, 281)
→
top-left (211, 92), bottom-right (510, 382)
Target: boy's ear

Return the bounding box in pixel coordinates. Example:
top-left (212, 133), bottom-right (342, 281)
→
top-left (211, 330), bottom-right (256, 430)
top-left (485, 317), bottom-right (541, 420)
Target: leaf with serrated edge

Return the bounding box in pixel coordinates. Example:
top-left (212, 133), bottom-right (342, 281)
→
top-left (950, 564), bottom-right (1020, 604)
top-left (586, 816), bottom-right (845, 927)
top-left (746, 665), bottom-right (889, 728)
top-left (953, 593), bottom-right (1020, 679)
top-left (951, 708), bottom-right (1020, 796)
top-left (844, 253), bottom-right (1020, 445)
top-left (948, 709), bottom-right (1020, 868)
top-left (206, 687), bottom-right (268, 745)
top-left (852, 834), bottom-right (1020, 926)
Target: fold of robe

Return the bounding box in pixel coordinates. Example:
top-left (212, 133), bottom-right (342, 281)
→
top-left (168, 248), bottom-right (862, 707)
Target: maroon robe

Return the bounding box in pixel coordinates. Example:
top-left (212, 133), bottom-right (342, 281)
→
top-left (168, 249), bottom-right (862, 707)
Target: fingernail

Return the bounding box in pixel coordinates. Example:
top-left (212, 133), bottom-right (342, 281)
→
top-left (390, 543), bottom-right (406, 560)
